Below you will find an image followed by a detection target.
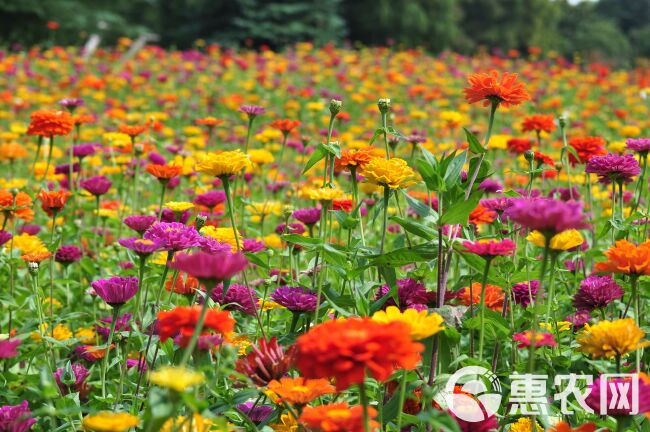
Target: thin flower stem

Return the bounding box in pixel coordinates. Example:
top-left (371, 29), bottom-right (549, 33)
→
top-left (179, 283), bottom-right (220, 366)
top-left (101, 306), bottom-right (120, 398)
top-left (396, 371), bottom-right (408, 430)
top-left (359, 381), bottom-right (370, 432)
top-left (478, 257), bottom-right (493, 362)
top-left (41, 135), bottom-right (54, 181)
top-left (380, 186), bottom-right (390, 255)
top-left (381, 112), bottom-right (390, 159)
top-left (465, 102), bottom-right (497, 200)
top-left (528, 235), bottom-right (551, 373)
top-left (156, 183), bottom-right (166, 221)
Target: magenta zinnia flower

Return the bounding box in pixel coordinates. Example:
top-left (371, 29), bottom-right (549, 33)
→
top-left (91, 276), bottom-right (139, 307)
top-left (271, 286), bottom-right (319, 312)
top-left (194, 190), bottom-right (227, 209)
top-left (462, 239), bottom-right (516, 258)
top-left (626, 138), bottom-right (650, 154)
top-left (211, 283), bottom-right (258, 315)
top-left (293, 207), bottom-right (321, 226)
top-left (585, 153), bottom-right (641, 184)
top-left (143, 222), bottom-right (201, 251)
top-left (505, 198), bottom-right (589, 234)
top-left (572, 275), bottom-right (624, 311)
top-left (168, 250), bottom-right (248, 286)
top-left (53, 363), bottom-right (89, 395)
top-left (97, 313), bottom-right (132, 340)
top-left (73, 143), bottom-right (97, 158)
top-left (118, 237), bottom-right (161, 257)
top-left (239, 104), bottom-right (266, 117)
top-left (55, 245), bottom-right (83, 265)
top-left (513, 331), bottom-right (557, 348)
top-left (0, 230), bottom-right (12, 247)
top-left (123, 215), bottom-right (157, 235)
top-left (0, 401), bottom-right (36, 432)
top-left (0, 338), bottom-right (20, 358)
top-left (375, 278), bottom-right (435, 311)
top-left (80, 175), bottom-right (112, 196)
top-left (511, 280), bottom-right (540, 307)
top-left (586, 374), bottom-right (650, 415)
top-left (59, 97), bottom-right (84, 111)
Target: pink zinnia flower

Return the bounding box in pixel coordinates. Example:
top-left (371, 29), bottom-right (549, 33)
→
top-left (505, 198), bottom-right (589, 234)
top-left (0, 338), bottom-right (21, 358)
top-left (585, 153), bottom-right (641, 185)
top-left (462, 239), bottom-right (516, 258)
top-left (513, 331), bottom-right (557, 348)
top-left (169, 250), bottom-right (248, 286)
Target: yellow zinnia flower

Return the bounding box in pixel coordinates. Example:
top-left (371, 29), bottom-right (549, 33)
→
top-left (363, 157), bottom-right (417, 189)
top-left (577, 318), bottom-right (649, 359)
top-left (248, 149), bottom-right (275, 165)
top-left (149, 366), bottom-right (205, 392)
top-left (32, 323), bottom-right (73, 341)
top-left (271, 413), bottom-right (299, 432)
top-left (82, 412), bottom-right (139, 432)
top-left (307, 187), bottom-right (344, 202)
top-left (540, 321), bottom-right (572, 333)
top-left (164, 201), bottom-right (195, 212)
top-left (10, 233), bottom-right (47, 255)
top-left (508, 417), bottom-right (543, 432)
top-left (161, 414), bottom-right (216, 432)
top-left (526, 229), bottom-right (584, 251)
top-left (75, 327), bottom-right (97, 344)
top-left (200, 226), bottom-right (239, 250)
top-left (195, 150), bottom-right (251, 177)
top-left (371, 306), bottom-right (445, 340)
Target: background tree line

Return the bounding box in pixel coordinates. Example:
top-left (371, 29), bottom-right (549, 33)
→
top-left (1, 0), bottom-right (648, 63)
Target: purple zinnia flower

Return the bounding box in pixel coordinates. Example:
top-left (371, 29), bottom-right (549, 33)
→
top-left (148, 152), bottom-right (166, 165)
top-left (197, 236), bottom-right (232, 254)
top-left (127, 358), bottom-right (147, 372)
top-left (160, 208), bottom-right (190, 224)
top-left (194, 190), bottom-right (226, 209)
top-left (55, 245), bottom-right (82, 265)
top-left (266, 181), bottom-right (290, 193)
top-left (626, 138), bottom-right (650, 154)
top-left (55, 162), bottom-right (79, 175)
top-left (293, 207), bottom-right (321, 225)
top-left (586, 374), bottom-right (650, 415)
top-left (123, 215), bottom-right (157, 235)
top-left (505, 198), bottom-right (589, 233)
top-left (80, 175), bottom-right (112, 196)
top-left (271, 286), bottom-right (319, 312)
top-left (168, 250), bottom-right (248, 285)
top-left (511, 280), bottom-right (540, 307)
top-left (59, 97), bottom-right (84, 111)
top-left (53, 363), bottom-right (89, 394)
top-left (275, 222), bottom-right (306, 235)
top-left (242, 238), bottom-right (265, 253)
top-left (477, 178), bottom-right (503, 194)
top-left (0, 338), bottom-right (20, 358)
top-left (564, 259), bottom-right (584, 273)
top-left (73, 144), bottom-right (96, 159)
top-left (239, 104), bottom-right (266, 117)
top-left (375, 278), bottom-right (435, 311)
top-left (118, 237), bottom-right (161, 257)
top-left (90, 276), bottom-right (139, 307)
top-left (585, 153), bottom-right (641, 184)
top-left (0, 401), bottom-right (36, 432)
top-left (548, 187), bottom-right (581, 201)
top-left (480, 197), bottom-right (514, 215)
top-left (566, 310), bottom-right (591, 330)
top-left (19, 225), bottom-right (40, 235)
top-left (237, 402), bottom-right (273, 423)
top-left (0, 230), bottom-right (12, 247)
top-left (97, 313), bottom-right (132, 340)
top-left (572, 275), bottom-right (624, 311)
top-left (143, 222), bottom-right (201, 251)
top-left (211, 283), bottom-right (258, 315)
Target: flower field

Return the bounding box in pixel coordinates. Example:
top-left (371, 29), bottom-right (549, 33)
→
top-left (2, 42), bottom-right (650, 431)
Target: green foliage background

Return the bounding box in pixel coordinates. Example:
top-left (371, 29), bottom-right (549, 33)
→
top-left (1, 0), bottom-right (648, 62)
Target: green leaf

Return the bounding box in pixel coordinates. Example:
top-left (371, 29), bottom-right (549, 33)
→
top-left (439, 194), bottom-right (481, 226)
top-left (281, 234), bottom-right (322, 248)
top-left (443, 151), bottom-right (467, 189)
top-left (402, 189), bottom-right (434, 218)
top-left (463, 307), bottom-right (510, 339)
top-left (302, 144), bottom-right (327, 174)
top-left (244, 252), bottom-right (269, 269)
top-left (368, 128), bottom-right (385, 145)
top-left (464, 127), bottom-right (486, 154)
top-left (322, 141), bottom-right (341, 158)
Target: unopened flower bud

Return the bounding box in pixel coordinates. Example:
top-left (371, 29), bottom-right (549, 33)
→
top-left (28, 262), bottom-right (39, 275)
top-left (329, 99), bottom-right (342, 115)
top-left (524, 150), bottom-right (535, 163)
top-left (555, 162), bottom-right (563, 172)
top-left (195, 215), bottom-right (207, 231)
top-left (378, 98), bottom-right (391, 114)
top-left (558, 116), bottom-right (566, 128)
top-left (134, 143), bottom-right (144, 156)
top-left (282, 205), bottom-right (294, 220)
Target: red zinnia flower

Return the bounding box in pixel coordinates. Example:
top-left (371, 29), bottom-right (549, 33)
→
top-left (534, 151), bottom-right (554, 166)
top-left (299, 403), bottom-right (379, 432)
top-left (522, 114), bottom-right (556, 134)
top-left (568, 136), bottom-right (607, 165)
top-left (37, 190), bottom-right (71, 216)
top-left (507, 138), bottom-right (532, 154)
top-left (271, 119), bottom-right (300, 134)
top-left (118, 124), bottom-right (147, 138)
top-left (463, 70), bottom-right (530, 108)
top-left (235, 337), bottom-right (296, 386)
top-left (26, 110), bottom-right (74, 137)
top-left (156, 306), bottom-right (234, 347)
top-left (295, 318), bottom-right (422, 390)
top-left (332, 199), bottom-right (353, 212)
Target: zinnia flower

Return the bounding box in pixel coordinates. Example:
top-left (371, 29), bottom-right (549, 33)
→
top-left (371, 306), bottom-right (444, 340)
top-left (143, 222), bottom-right (201, 252)
top-left (267, 377), bottom-right (335, 406)
top-left (573, 275), bottom-right (624, 311)
top-left (270, 286), bottom-right (319, 312)
top-left (505, 198), bottom-right (589, 234)
top-left (123, 215), bottom-right (157, 235)
top-left (210, 283), bottom-right (258, 315)
top-left (585, 373), bottom-right (650, 416)
top-left (295, 318), bottom-right (422, 390)
top-left (26, 110), bottom-right (73, 136)
top-left (458, 283), bottom-right (505, 311)
top-left (195, 150), bottom-right (251, 178)
top-left (585, 153), bottom-right (640, 184)
top-left (511, 280), bottom-right (540, 307)
top-left (54, 245), bottom-right (82, 265)
top-left (526, 229), bottom-right (584, 251)
top-left (37, 190), bottom-right (70, 215)
top-left (149, 366), bottom-right (205, 392)
top-left (82, 411), bottom-right (139, 432)
top-left (235, 337), bottom-right (296, 386)
top-left (145, 164), bottom-right (182, 182)
top-left (54, 363), bottom-right (89, 395)
top-left (91, 276), bottom-right (138, 307)
top-left (293, 207), bottom-right (321, 226)
top-left (550, 421), bottom-right (597, 432)
top-left (299, 403), bottom-right (379, 432)
top-left (80, 176), bottom-right (112, 196)
top-left (168, 250), bottom-right (247, 286)
top-left (157, 306), bottom-right (234, 347)
top-left (462, 239), bottom-right (515, 258)
top-left (0, 401), bottom-right (37, 432)
top-left (577, 318), bottom-right (649, 359)
top-left (595, 240), bottom-right (650, 275)
top-left (334, 148), bottom-right (376, 173)
top-left (463, 70), bottom-right (530, 108)
top-left (513, 331), bottom-right (557, 348)
top-left (522, 114), bottom-right (556, 134)
top-left (568, 136), bottom-right (607, 165)
top-left (374, 278), bottom-right (435, 311)
top-left (626, 138), bottom-right (650, 154)
top-left (363, 157), bottom-right (417, 189)
top-left (0, 338), bottom-right (20, 358)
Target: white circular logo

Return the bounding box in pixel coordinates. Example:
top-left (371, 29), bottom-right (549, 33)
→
top-left (435, 366), bottom-right (502, 422)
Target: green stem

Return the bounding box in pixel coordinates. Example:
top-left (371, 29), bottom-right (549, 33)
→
top-left (396, 371), bottom-right (408, 430)
top-left (179, 282), bottom-right (220, 366)
top-left (41, 135), bottom-right (54, 181)
top-left (101, 306), bottom-right (120, 398)
top-left (528, 235), bottom-right (551, 373)
top-left (359, 381), bottom-right (370, 432)
top-left (478, 258), bottom-right (493, 362)
top-left (465, 102), bottom-right (497, 200)
top-left (380, 187), bottom-right (390, 254)
top-left (156, 182), bottom-right (166, 221)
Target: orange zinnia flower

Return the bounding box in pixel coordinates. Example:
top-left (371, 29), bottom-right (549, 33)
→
top-left (463, 70), bottom-right (530, 108)
top-left (550, 421), bottom-right (597, 432)
top-left (299, 403), bottom-right (379, 432)
top-left (0, 190), bottom-right (34, 221)
top-left (21, 251), bottom-right (52, 263)
top-left (271, 119), bottom-right (300, 134)
top-left (26, 110), bottom-right (74, 137)
top-left (196, 117), bottom-right (224, 127)
top-left (522, 114), bottom-right (556, 134)
top-left (37, 190), bottom-right (71, 215)
top-left (568, 136), bottom-right (607, 165)
top-left (165, 273), bottom-right (200, 296)
top-left (334, 148), bottom-right (376, 173)
top-left (73, 114), bottom-right (95, 126)
top-left (0, 143), bottom-right (28, 161)
top-left (295, 318), bottom-right (422, 390)
top-left (595, 240), bottom-right (650, 275)
top-left (469, 204), bottom-right (496, 225)
top-left (118, 124), bottom-right (147, 138)
top-left (267, 377), bottom-right (335, 405)
top-left (458, 282), bottom-right (505, 311)
top-left (145, 164), bottom-right (182, 181)
top-left (156, 306), bottom-right (234, 347)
